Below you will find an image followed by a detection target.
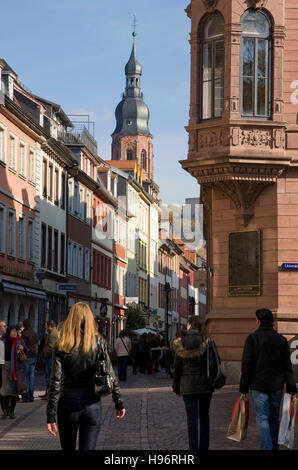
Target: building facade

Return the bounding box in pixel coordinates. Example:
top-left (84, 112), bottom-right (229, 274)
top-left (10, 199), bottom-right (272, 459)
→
top-left (180, 0), bottom-right (298, 381)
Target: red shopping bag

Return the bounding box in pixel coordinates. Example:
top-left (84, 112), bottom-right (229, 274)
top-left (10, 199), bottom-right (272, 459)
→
top-left (226, 396), bottom-right (249, 442)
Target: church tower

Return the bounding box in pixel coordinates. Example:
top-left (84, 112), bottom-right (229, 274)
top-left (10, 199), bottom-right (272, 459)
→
top-left (111, 34), bottom-right (154, 183)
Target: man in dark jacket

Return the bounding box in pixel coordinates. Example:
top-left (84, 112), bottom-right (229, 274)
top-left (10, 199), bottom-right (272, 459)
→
top-left (172, 315), bottom-right (214, 450)
top-left (239, 308), bottom-right (297, 450)
top-left (21, 319), bottom-right (39, 403)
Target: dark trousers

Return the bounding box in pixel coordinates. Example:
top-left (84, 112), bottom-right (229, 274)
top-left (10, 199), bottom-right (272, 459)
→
top-left (23, 357), bottom-right (37, 402)
top-left (183, 392), bottom-right (212, 450)
top-left (57, 393), bottom-right (102, 450)
top-left (117, 356), bottom-right (128, 381)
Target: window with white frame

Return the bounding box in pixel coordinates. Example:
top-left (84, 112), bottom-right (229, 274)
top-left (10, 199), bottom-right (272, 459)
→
top-left (86, 191), bottom-right (91, 224)
top-left (0, 123), bottom-right (7, 164)
top-left (29, 149), bottom-right (35, 183)
top-left (28, 219), bottom-right (34, 262)
top-left (74, 183), bottom-right (79, 215)
top-left (84, 248), bottom-right (90, 281)
top-left (68, 180), bottom-right (74, 213)
top-left (119, 267), bottom-right (125, 296)
top-left (0, 204), bottom-right (6, 254)
top-left (72, 243), bottom-right (78, 277)
top-left (8, 209), bottom-right (16, 257)
top-left (18, 215), bottom-right (26, 260)
top-left (78, 245), bottom-right (83, 278)
top-left (9, 133), bottom-right (17, 171)
top-left (79, 186), bottom-right (85, 219)
top-left (19, 141), bottom-right (27, 177)
top-left (68, 241), bottom-right (72, 274)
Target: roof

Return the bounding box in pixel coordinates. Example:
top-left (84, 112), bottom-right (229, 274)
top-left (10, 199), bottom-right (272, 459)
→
top-left (33, 95), bottom-right (73, 128)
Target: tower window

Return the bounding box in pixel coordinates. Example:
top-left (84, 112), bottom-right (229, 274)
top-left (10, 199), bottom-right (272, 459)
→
top-left (200, 12), bottom-right (225, 120)
top-left (240, 9), bottom-right (272, 118)
top-left (126, 120), bottom-right (132, 126)
top-left (127, 150), bottom-right (133, 160)
top-left (141, 150), bottom-right (147, 170)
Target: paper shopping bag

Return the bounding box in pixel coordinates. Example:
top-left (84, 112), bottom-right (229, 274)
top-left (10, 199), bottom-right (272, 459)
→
top-left (226, 396), bottom-right (249, 442)
top-left (278, 393), bottom-right (297, 449)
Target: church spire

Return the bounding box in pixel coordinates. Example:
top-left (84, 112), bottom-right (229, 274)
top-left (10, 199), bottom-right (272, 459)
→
top-left (112, 26), bottom-right (150, 136)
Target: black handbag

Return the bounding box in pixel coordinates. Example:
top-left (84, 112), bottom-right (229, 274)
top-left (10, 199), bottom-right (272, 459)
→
top-left (93, 340), bottom-right (114, 397)
top-left (206, 337), bottom-right (226, 389)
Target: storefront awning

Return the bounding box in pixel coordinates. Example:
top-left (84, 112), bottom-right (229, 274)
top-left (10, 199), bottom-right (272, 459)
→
top-left (1, 281), bottom-right (46, 299)
top-left (2, 281), bottom-right (26, 296)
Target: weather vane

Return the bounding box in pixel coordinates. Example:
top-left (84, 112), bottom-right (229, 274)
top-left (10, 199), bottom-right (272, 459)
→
top-left (132, 15), bottom-right (137, 38)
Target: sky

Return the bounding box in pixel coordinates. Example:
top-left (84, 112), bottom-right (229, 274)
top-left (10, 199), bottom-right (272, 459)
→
top-left (2, 0), bottom-right (199, 206)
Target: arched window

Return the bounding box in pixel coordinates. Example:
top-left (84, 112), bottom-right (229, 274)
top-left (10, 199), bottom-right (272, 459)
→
top-left (127, 150), bottom-right (133, 160)
top-left (141, 150), bottom-right (147, 170)
top-left (201, 12), bottom-right (225, 120)
top-left (241, 9), bottom-right (272, 117)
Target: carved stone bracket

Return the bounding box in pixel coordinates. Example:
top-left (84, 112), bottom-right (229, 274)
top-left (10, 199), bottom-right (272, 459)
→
top-left (201, 0), bottom-right (218, 12)
top-left (195, 165), bottom-right (285, 226)
top-left (245, 0), bottom-right (268, 8)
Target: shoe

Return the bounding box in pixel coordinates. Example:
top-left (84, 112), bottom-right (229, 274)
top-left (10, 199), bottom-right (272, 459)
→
top-left (16, 399), bottom-right (24, 403)
top-left (39, 394), bottom-right (47, 398)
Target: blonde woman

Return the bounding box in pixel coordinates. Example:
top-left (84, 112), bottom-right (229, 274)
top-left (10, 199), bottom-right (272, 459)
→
top-left (46, 303), bottom-right (126, 450)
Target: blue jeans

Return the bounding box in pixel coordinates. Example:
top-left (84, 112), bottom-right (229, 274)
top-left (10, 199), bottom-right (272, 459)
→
top-left (23, 358), bottom-right (37, 402)
top-left (117, 356), bottom-right (128, 381)
top-left (183, 393), bottom-right (212, 450)
top-left (57, 392), bottom-right (102, 450)
top-left (252, 390), bottom-right (283, 450)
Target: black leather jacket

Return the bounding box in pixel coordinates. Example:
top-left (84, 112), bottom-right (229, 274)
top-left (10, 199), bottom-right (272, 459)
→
top-left (47, 336), bottom-right (124, 423)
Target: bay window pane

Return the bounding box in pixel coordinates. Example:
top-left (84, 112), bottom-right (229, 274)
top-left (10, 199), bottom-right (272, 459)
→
top-left (257, 39), bottom-right (268, 78)
top-left (243, 77), bottom-right (253, 115)
top-left (257, 78), bottom-right (267, 115)
top-left (243, 38), bottom-right (254, 77)
top-left (202, 81), bottom-right (212, 119)
top-left (203, 43), bottom-right (212, 81)
top-left (215, 41), bottom-right (224, 78)
top-left (214, 78), bottom-right (224, 117)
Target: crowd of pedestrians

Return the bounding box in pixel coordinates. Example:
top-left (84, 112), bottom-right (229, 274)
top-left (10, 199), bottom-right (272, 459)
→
top-left (0, 306), bottom-right (297, 451)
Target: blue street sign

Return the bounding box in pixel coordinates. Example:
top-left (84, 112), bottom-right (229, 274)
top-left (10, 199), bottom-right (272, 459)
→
top-left (282, 263), bottom-right (298, 270)
top-left (58, 284), bottom-right (77, 291)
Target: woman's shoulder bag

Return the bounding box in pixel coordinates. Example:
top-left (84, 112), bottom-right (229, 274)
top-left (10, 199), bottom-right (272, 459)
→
top-left (206, 337), bottom-right (226, 389)
top-left (93, 338), bottom-right (114, 397)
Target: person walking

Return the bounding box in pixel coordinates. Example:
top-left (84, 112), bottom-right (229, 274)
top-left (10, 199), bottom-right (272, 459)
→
top-left (0, 325), bottom-right (27, 419)
top-left (0, 320), bottom-right (7, 415)
top-left (172, 315), bottom-right (214, 450)
top-left (39, 320), bottom-right (58, 400)
top-left (114, 330), bottom-right (132, 381)
top-left (20, 319), bottom-right (39, 403)
top-left (46, 302), bottom-right (125, 450)
top-left (239, 308), bottom-right (297, 450)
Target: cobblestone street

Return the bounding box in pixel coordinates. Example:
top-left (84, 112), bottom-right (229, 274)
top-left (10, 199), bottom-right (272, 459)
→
top-left (1, 366), bottom-right (294, 451)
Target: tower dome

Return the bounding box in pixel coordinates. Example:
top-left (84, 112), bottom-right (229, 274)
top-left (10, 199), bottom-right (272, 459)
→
top-left (112, 38), bottom-right (150, 136)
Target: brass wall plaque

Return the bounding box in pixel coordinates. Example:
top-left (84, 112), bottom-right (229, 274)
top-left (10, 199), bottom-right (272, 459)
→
top-left (228, 231), bottom-right (261, 296)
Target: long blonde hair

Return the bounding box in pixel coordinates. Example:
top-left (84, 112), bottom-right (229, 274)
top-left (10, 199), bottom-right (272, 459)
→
top-left (57, 302), bottom-right (99, 355)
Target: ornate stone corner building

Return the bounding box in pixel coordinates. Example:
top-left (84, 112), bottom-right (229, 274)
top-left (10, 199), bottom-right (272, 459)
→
top-left (180, 0), bottom-right (298, 381)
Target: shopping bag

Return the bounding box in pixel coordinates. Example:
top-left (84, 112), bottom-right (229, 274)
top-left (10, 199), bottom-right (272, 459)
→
top-left (226, 396), bottom-right (249, 442)
top-left (278, 393), bottom-right (297, 449)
